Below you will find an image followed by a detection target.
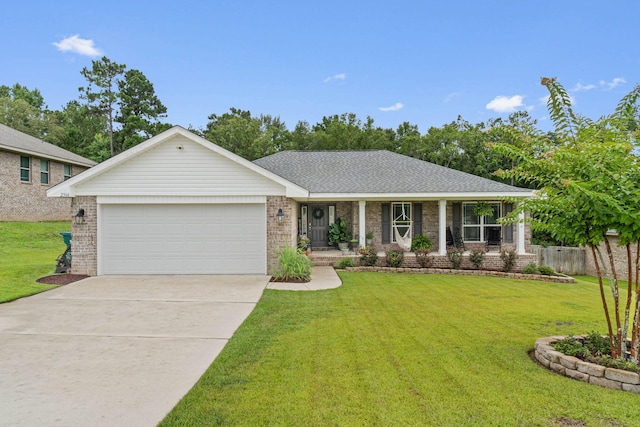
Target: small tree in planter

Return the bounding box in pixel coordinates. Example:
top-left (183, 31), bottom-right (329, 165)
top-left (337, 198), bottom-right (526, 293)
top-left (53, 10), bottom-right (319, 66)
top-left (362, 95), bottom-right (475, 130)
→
top-left (327, 218), bottom-right (350, 250)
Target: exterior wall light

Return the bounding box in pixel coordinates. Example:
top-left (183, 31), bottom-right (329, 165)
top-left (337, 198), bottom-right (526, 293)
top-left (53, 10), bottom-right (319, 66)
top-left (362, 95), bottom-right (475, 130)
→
top-left (73, 208), bottom-right (85, 224)
top-left (276, 208), bottom-right (284, 224)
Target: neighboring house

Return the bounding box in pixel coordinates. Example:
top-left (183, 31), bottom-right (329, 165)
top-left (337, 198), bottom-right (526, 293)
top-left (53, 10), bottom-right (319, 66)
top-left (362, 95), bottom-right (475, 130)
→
top-left (47, 126), bottom-right (534, 276)
top-left (0, 124), bottom-right (96, 221)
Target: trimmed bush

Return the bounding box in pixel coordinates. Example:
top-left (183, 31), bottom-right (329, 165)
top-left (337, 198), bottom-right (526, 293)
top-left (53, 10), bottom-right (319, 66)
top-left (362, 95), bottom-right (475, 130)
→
top-left (537, 265), bottom-right (556, 276)
top-left (469, 251), bottom-right (485, 270)
top-left (385, 250), bottom-right (404, 268)
top-left (415, 249), bottom-right (433, 268)
top-left (500, 250), bottom-right (518, 272)
top-left (359, 247), bottom-right (379, 266)
top-left (411, 235), bottom-right (432, 252)
top-left (522, 263), bottom-right (539, 275)
top-left (336, 258), bottom-right (355, 269)
top-left (446, 249), bottom-right (463, 270)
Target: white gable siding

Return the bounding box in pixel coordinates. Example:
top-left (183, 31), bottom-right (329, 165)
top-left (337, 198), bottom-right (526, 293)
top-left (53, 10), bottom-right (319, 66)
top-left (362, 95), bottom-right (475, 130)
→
top-left (75, 135), bottom-right (286, 196)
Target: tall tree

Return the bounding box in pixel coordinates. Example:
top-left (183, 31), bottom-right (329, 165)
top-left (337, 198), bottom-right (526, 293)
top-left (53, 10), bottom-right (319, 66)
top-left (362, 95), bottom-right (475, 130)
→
top-left (79, 56), bottom-right (126, 157)
top-left (0, 83), bottom-right (59, 140)
top-left (115, 69), bottom-right (168, 153)
top-left (492, 78), bottom-right (640, 361)
top-left (50, 100), bottom-right (108, 161)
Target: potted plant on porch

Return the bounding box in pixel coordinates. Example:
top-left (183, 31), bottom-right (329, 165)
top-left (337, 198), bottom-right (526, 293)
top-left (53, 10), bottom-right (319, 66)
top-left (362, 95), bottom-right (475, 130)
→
top-left (327, 218), bottom-right (350, 252)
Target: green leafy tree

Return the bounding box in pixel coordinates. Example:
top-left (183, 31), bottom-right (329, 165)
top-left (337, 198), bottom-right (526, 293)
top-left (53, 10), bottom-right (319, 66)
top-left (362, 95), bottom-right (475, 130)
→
top-left (492, 77), bottom-right (640, 361)
top-left (50, 100), bottom-right (108, 161)
top-left (114, 69), bottom-right (168, 153)
top-left (79, 56), bottom-right (126, 157)
top-left (0, 83), bottom-right (59, 139)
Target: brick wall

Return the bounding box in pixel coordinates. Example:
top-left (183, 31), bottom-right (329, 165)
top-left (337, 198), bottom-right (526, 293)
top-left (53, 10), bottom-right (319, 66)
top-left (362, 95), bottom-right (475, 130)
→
top-left (69, 196), bottom-right (98, 275)
top-left (0, 150), bottom-right (89, 221)
top-left (266, 196), bottom-right (297, 275)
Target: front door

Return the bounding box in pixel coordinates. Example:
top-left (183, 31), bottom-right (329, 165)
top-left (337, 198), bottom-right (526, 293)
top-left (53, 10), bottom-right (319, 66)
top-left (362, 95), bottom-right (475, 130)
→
top-left (309, 204), bottom-right (329, 248)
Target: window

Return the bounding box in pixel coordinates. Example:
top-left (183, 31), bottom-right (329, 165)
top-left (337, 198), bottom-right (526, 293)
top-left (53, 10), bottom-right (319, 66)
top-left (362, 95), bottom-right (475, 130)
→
top-left (20, 156), bottom-right (30, 182)
top-left (391, 202), bottom-right (411, 243)
top-left (40, 159), bottom-right (49, 184)
top-left (463, 202), bottom-right (501, 242)
top-left (64, 164), bottom-right (72, 181)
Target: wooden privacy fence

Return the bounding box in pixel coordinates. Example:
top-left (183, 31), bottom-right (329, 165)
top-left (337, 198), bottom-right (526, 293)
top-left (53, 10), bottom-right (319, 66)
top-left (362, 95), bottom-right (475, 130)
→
top-left (530, 245), bottom-right (586, 276)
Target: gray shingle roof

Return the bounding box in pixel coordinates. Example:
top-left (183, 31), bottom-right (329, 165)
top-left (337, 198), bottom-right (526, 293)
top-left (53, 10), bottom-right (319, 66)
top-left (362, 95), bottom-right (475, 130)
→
top-left (0, 124), bottom-right (96, 167)
top-left (254, 150), bottom-right (531, 194)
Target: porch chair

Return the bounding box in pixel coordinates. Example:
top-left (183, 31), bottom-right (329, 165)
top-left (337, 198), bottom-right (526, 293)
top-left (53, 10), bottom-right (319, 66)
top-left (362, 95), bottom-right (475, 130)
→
top-left (486, 227), bottom-right (502, 252)
top-left (446, 227), bottom-right (465, 251)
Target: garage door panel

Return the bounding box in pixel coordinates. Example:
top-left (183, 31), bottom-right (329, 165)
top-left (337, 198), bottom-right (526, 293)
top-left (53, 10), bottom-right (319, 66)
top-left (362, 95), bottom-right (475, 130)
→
top-left (101, 204), bottom-right (266, 274)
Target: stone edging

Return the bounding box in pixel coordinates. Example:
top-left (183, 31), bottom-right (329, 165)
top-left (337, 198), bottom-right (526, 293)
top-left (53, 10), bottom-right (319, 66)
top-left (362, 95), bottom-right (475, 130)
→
top-left (343, 266), bottom-right (575, 283)
top-left (534, 336), bottom-right (640, 393)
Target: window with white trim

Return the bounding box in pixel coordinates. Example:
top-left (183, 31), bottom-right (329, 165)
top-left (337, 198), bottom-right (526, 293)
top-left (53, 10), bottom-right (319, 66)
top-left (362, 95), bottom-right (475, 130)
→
top-left (64, 164), bottom-right (72, 181)
top-left (20, 156), bottom-right (30, 182)
top-left (40, 159), bottom-right (49, 184)
top-left (391, 202), bottom-right (411, 243)
top-left (463, 202), bottom-right (501, 242)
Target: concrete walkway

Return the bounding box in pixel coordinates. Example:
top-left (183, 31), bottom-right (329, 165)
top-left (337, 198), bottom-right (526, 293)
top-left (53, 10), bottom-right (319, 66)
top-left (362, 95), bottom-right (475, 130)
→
top-left (0, 275), bottom-right (269, 427)
top-left (266, 266), bottom-right (342, 291)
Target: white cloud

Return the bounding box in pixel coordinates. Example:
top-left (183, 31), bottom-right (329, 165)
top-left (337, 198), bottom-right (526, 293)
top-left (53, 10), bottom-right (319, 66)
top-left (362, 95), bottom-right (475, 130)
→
top-left (572, 82), bottom-right (597, 92)
top-left (53, 35), bottom-right (102, 57)
top-left (485, 95), bottom-right (524, 113)
top-left (323, 73), bottom-right (346, 83)
top-left (378, 102), bottom-right (404, 112)
top-left (600, 77), bottom-right (626, 89)
top-left (443, 91), bottom-right (461, 103)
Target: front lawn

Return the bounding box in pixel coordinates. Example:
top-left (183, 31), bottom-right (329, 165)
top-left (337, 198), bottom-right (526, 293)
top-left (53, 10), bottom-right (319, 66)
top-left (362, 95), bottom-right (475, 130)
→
top-left (0, 222), bottom-right (70, 303)
top-left (161, 273), bottom-right (638, 427)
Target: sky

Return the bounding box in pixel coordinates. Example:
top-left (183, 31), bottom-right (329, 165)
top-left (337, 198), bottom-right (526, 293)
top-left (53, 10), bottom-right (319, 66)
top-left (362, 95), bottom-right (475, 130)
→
top-left (2, 0), bottom-right (639, 133)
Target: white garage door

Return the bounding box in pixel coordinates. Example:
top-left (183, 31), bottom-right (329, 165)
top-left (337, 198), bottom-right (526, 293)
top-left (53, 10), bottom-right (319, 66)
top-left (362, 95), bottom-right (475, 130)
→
top-left (100, 204), bottom-right (266, 274)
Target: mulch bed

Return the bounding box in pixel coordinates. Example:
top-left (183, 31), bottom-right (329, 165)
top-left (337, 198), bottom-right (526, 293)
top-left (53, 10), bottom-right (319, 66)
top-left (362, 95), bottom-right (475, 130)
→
top-left (269, 277), bottom-right (310, 283)
top-left (36, 274), bottom-right (89, 285)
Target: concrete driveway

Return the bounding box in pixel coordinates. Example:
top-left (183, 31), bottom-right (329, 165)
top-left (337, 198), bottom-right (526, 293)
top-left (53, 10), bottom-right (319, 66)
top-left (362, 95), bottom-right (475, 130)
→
top-left (0, 275), bottom-right (269, 427)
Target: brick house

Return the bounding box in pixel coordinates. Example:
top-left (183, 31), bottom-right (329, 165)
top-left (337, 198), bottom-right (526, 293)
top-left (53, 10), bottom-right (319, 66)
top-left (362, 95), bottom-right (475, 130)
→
top-left (47, 126), bottom-right (534, 276)
top-left (0, 124), bottom-right (96, 221)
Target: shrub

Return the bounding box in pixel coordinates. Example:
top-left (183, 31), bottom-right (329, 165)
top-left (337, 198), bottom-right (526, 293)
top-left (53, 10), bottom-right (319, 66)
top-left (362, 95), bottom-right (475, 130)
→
top-left (553, 336), bottom-right (590, 358)
top-left (272, 245), bottom-right (312, 281)
top-left (537, 265), bottom-right (556, 276)
top-left (336, 258), bottom-right (355, 269)
top-left (469, 251), bottom-right (485, 269)
top-left (411, 235), bottom-right (432, 252)
top-left (522, 263), bottom-right (539, 275)
top-left (385, 250), bottom-right (404, 268)
top-left (446, 249), bottom-right (463, 270)
top-left (500, 250), bottom-right (518, 272)
top-left (297, 236), bottom-right (310, 254)
top-left (359, 247), bottom-right (379, 266)
top-left (327, 218), bottom-right (350, 246)
top-left (583, 331), bottom-right (611, 356)
top-left (415, 249), bottom-right (433, 268)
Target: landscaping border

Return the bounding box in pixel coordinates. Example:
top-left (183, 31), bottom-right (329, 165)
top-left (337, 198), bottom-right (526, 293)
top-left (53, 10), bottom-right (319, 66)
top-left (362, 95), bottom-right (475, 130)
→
top-left (343, 266), bottom-right (575, 283)
top-left (534, 336), bottom-right (640, 393)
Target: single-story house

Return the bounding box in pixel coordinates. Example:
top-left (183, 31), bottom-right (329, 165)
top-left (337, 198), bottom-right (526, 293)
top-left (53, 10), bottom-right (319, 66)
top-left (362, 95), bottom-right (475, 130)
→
top-left (0, 124), bottom-right (96, 221)
top-left (47, 126), bottom-right (534, 275)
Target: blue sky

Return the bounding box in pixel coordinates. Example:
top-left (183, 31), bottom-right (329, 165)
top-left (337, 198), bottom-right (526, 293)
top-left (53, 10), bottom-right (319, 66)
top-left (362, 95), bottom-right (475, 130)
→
top-left (2, 0), bottom-right (638, 132)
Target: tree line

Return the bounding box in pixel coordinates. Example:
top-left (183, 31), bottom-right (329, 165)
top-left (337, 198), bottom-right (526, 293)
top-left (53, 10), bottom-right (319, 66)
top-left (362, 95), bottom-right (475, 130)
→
top-left (1, 56), bottom-right (539, 187)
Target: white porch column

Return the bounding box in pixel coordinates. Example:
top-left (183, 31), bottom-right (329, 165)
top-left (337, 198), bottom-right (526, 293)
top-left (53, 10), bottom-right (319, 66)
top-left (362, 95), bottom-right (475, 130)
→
top-left (517, 211), bottom-right (525, 254)
top-left (438, 200), bottom-right (447, 255)
top-left (358, 200), bottom-right (366, 248)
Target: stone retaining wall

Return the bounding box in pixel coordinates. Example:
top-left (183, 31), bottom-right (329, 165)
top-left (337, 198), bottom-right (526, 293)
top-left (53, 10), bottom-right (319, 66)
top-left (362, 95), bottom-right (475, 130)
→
top-left (534, 336), bottom-right (640, 393)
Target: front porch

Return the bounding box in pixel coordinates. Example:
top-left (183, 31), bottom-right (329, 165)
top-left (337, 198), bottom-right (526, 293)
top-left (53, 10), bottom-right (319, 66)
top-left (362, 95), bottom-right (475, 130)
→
top-left (309, 249), bottom-right (537, 272)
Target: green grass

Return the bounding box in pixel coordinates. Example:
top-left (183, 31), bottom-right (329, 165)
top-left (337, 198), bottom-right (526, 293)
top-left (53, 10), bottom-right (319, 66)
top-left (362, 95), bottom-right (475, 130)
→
top-left (161, 273), bottom-right (639, 427)
top-left (0, 222), bottom-right (70, 303)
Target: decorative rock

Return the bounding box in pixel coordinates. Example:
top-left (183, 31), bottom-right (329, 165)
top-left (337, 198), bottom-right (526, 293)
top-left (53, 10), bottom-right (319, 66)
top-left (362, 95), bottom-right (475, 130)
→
top-left (576, 360), bottom-right (605, 377)
top-left (536, 351), bottom-right (550, 368)
top-left (559, 355), bottom-right (582, 370)
top-left (550, 362), bottom-right (566, 375)
top-left (605, 368), bottom-right (640, 385)
top-left (622, 383), bottom-right (640, 393)
top-left (565, 368), bottom-right (589, 382)
top-left (589, 376), bottom-right (622, 390)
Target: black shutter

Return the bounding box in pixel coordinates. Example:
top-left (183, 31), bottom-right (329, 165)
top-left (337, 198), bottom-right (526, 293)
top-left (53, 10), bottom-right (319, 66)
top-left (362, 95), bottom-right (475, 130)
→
top-left (504, 203), bottom-right (514, 243)
top-left (413, 203), bottom-right (422, 237)
top-left (382, 203), bottom-right (390, 244)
